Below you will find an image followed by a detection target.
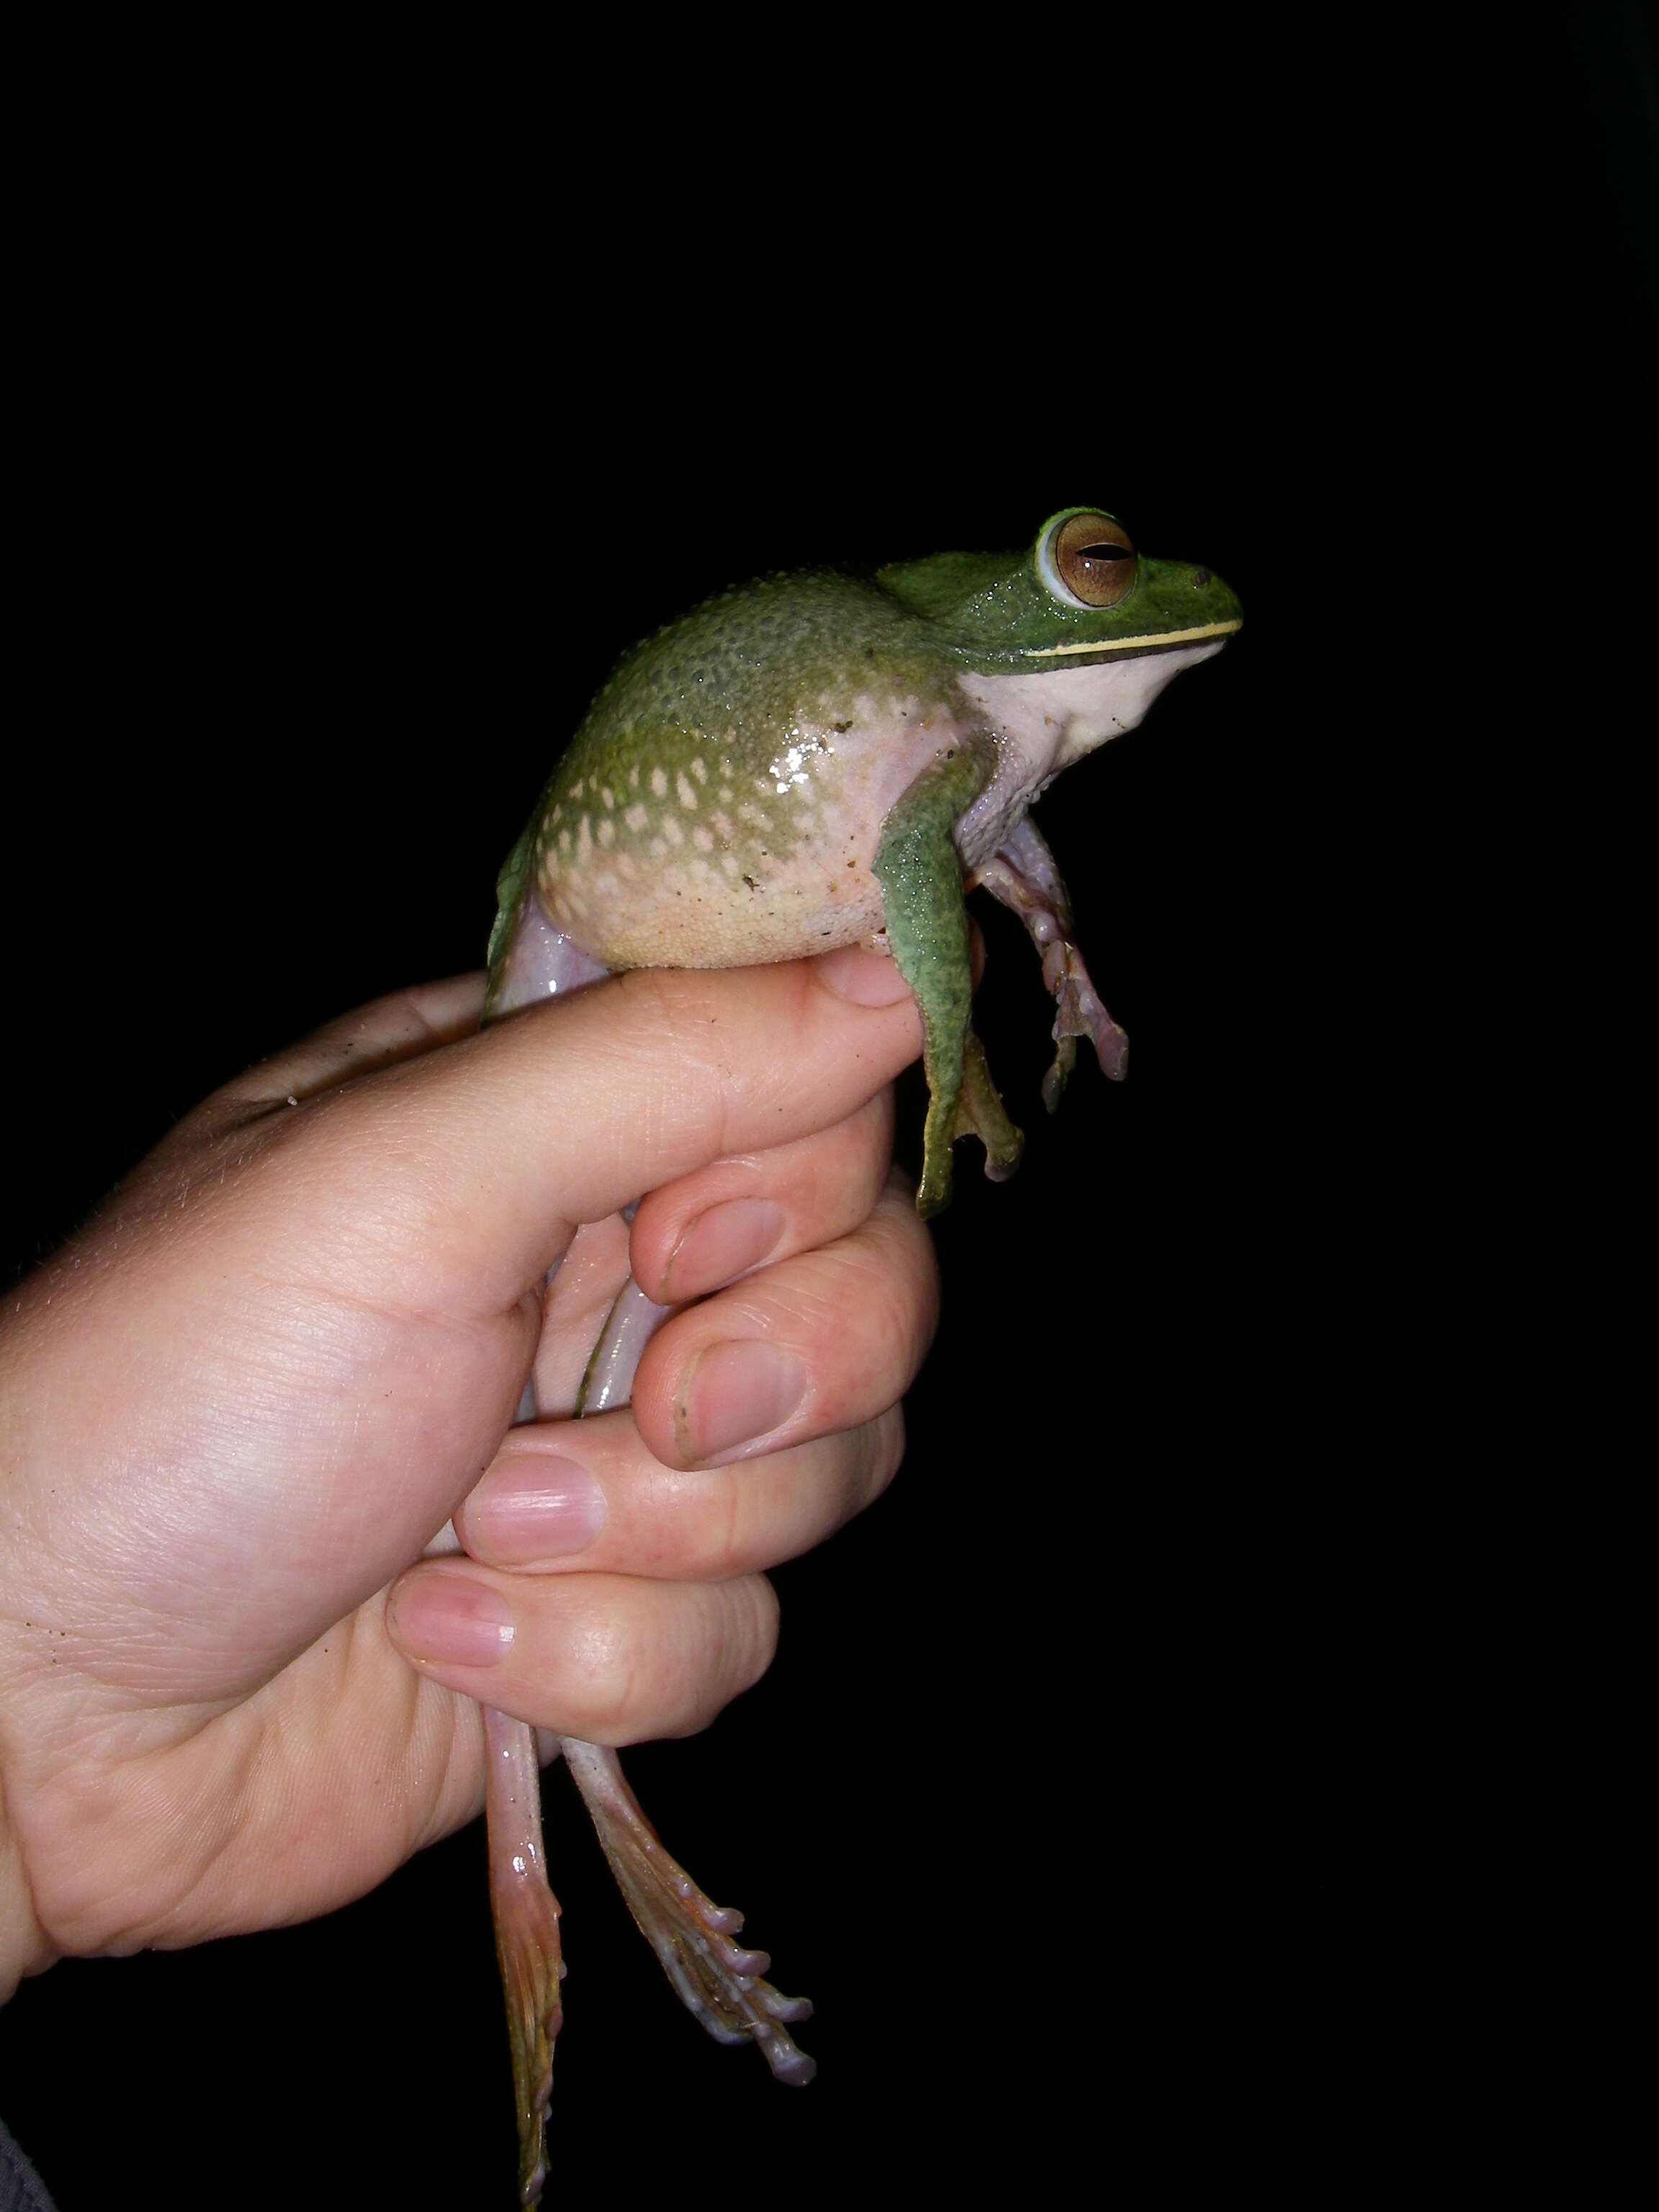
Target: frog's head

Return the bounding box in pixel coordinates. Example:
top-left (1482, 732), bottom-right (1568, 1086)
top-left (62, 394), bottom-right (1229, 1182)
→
top-left (877, 505), bottom-right (1241, 756)
top-left (878, 506), bottom-right (1241, 667)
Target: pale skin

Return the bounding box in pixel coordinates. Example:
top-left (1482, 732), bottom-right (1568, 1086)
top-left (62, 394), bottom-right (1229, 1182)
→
top-left (0, 946), bottom-right (937, 2000)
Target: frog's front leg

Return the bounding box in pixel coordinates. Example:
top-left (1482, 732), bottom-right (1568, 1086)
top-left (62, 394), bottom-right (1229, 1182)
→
top-left (973, 814), bottom-right (1130, 1110)
top-left (873, 744), bottom-right (1024, 1217)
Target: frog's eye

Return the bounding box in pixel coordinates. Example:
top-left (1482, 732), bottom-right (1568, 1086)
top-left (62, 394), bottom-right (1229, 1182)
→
top-left (1042, 512), bottom-right (1138, 609)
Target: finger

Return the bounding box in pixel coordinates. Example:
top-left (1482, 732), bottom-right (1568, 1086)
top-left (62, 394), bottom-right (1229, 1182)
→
top-left (524, 1088), bottom-right (897, 1415)
top-left (631, 1173), bottom-right (939, 1470)
top-left (383, 1560), bottom-right (779, 1743)
top-left (455, 1401), bottom-right (905, 1580)
top-left (629, 1089), bottom-right (896, 1306)
top-left (331, 945), bottom-right (923, 1313)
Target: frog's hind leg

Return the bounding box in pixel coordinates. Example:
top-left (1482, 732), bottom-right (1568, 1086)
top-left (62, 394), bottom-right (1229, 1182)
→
top-left (560, 1739), bottom-right (817, 2082)
top-left (484, 866), bottom-right (612, 1020)
top-left (973, 815), bottom-right (1130, 1110)
top-left (484, 1708), bottom-right (563, 2207)
top-left (873, 745), bottom-right (1025, 1216)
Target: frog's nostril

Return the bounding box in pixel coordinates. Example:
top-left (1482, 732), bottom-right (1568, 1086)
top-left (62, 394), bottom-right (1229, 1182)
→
top-left (1193, 567), bottom-right (1210, 587)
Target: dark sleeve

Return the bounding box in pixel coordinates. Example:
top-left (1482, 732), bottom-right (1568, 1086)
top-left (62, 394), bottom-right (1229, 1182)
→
top-left (0, 2118), bottom-right (55, 2212)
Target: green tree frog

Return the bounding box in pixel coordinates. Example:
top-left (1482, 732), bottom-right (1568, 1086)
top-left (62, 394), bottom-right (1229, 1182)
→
top-left (478, 506), bottom-right (1240, 2200)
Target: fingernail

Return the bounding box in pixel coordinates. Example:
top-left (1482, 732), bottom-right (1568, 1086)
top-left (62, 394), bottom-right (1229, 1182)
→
top-left (465, 1454), bottom-right (608, 1564)
top-left (387, 1569), bottom-right (515, 1668)
top-left (675, 1340), bottom-right (806, 1463)
top-left (662, 1197), bottom-right (786, 1301)
top-left (815, 945), bottom-right (915, 1006)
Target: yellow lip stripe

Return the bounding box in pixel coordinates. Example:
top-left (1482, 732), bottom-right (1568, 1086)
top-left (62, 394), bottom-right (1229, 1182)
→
top-left (1022, 617), bottom-right (1244, 659)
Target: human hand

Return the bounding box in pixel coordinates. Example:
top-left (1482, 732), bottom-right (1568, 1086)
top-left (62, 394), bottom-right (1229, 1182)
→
top-left (0, 950), bottom-right (937, 1997)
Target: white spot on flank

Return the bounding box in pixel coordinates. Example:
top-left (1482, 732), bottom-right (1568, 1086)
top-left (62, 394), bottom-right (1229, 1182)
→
top-left (721, 851), bottom-right (741, 877)
top-left (577, 816), bottom-right (593, 861)
top-left (692, 825), bottom-right (714, 851)
top-left (662, 817), bottom-right (684, 847)
top-left (629, 764), bottom-right (640, 788)
top-left (551, 804), bottom-right (562, 824)
top-left (598, 818), bottom-right (616, 846)
top-left (559, 827), bottom-right (572, 855)
top-left (691, 757), bottom-right (709, 783)
top-left (601, 787), bottom-right (615, 809)
top-left (624, 803), bottom-right (649, 832)
top-left (650, 768), bottom-right (668, 798)
top-left (677, 772), bottom-right (698, 811)
top-left (650, 836), bottom-right (667, 859)
top-left (571, 780), bottom-right (584, 801)
top-left (711, 810), bottom-right (732, 836)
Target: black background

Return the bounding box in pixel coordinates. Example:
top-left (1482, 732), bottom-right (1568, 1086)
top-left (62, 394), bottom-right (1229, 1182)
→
top-left (1, 12), bottom-right (1650, 2206)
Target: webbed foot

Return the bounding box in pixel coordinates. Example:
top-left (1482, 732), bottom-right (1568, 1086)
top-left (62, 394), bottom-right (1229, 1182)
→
top-left (561, 1738), bottom-right (816, 2082)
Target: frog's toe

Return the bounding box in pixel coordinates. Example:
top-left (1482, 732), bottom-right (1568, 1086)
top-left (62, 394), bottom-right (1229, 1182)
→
top-left (562, 1740), bottom-right (815, 2086)
top-left (1045, 941), bottom-right (1128, 1087)
top-left (916, 1140), bottom-right (955, 1220)
top-left (954, 1029), bottom-right (1024, 1184)
top-left (1041, 1035), bottom-right (1079, 1115)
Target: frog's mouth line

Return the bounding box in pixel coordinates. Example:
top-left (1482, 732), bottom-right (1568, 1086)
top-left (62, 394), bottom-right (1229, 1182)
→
top-left (1022, 617), bottom-right (1243, 660)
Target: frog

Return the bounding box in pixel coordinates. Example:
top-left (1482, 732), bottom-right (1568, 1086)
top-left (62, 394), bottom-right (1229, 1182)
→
top-left (476, 507), bottom-right (1241, 2201)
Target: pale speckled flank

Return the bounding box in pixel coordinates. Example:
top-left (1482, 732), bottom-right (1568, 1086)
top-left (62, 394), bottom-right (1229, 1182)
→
top-left (528, 685), bottom-right (978, 968)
